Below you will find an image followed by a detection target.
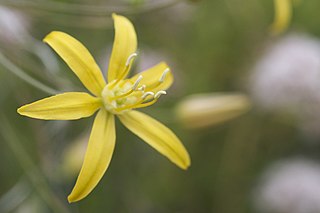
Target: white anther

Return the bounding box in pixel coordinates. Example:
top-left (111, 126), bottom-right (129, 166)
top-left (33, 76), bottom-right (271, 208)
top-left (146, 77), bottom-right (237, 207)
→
top-left (125, 53), bottom-right (138, 66)
top-left (154, 91), bottom-right (167, 99)
top-left (159, 68), bottom-right (170, 83)
top-left (132, 75), bottom-right (143, 90)
top-left (142, 91), bottom-right (154, 99)
top-left (137, 85), bottom-right (146, 91)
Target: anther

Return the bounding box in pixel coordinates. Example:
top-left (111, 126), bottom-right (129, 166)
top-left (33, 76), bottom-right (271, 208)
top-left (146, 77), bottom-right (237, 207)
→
top-left (154, 91), bottom-right (167, 99)
top-left (132, 75), bottom-right (143, 90)
top-left (159, 68), bottom-right (170, 83)
top-left (142, 92), bottom-right (154, 99)
top-left (125, 53), bottom-right (138, 66)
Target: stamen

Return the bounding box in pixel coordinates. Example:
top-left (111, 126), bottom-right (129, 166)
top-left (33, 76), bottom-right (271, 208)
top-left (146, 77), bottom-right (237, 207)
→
top-left (125, 53), bottom-right (138, 66)
top-left (109, 90), bottom-right (132, 101)
top-left (109, 53), bottom-right (138, 89)
top-left (132, 75), bottom-right (143, 90)
top-left (133, 99), bottom-right (158, 109)
top-left (159, 68), bottom-right (170, 83)
top-left (154, 90), bottom-right (167, 99)
top-left (144, 68), bottom-right (170, 91)
top-left (109, 77), bottom-right (143, 101)
top-left (115, 96), bottom-right (152, 113)
top-left (142, 92), bottom-right (155, 99)
top-left (133, 90), bottom-right (167, 109)
top-left (114, 89), bottom-right (167, 112)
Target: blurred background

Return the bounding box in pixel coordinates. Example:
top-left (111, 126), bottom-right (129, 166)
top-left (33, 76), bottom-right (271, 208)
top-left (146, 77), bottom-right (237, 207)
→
top-left (1, 0), bottom-right (320, 212)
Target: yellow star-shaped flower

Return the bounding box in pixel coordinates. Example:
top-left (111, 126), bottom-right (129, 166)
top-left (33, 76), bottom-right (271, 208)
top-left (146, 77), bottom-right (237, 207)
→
top-left (17, 14), bottom-right (190, 203)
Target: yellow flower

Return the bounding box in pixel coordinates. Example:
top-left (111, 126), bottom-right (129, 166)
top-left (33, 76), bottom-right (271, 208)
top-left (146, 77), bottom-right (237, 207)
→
top-left (17, 14), bottom-right (190, 203)
top-left (270, 0), bottom-right (300, 35)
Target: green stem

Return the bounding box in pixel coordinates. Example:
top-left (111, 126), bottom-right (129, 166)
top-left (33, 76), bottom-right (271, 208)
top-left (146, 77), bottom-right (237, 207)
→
top-left (0, 115), bottom-right (71, 213)
top-left (0, 52), bottom-right (58, 95)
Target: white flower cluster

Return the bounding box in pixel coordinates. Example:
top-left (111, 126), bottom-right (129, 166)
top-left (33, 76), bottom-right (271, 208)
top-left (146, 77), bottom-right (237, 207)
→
top-left (0, 6), bottom-right (29, 44)
top-left (251, 34), bottom-right (320, 112)
top-left (254, 159), bottom-right (320, 213)
top-left (250, 34), bottom-right (320, 139)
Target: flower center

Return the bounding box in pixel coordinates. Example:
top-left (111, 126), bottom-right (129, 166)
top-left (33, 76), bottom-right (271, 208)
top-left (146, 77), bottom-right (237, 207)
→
top-left (101, 78), bottom-right (167, 114)
top-left (101, 53), bottom-right (170, 114)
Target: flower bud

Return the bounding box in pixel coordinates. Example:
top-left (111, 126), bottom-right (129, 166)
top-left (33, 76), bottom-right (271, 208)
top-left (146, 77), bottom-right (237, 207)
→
top-left (175, 93), bottom-right (251, 129)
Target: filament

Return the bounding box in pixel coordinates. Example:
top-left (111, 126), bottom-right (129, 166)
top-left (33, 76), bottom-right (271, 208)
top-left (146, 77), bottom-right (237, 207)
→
top-left (115, 90), bottom-right (167, 112)
top-left (145, 68), bottom-right (170, 91)
top-left (115, 92), bottom-right (154, 112)
top-left (132, 75), bottom-right (143, 90)
top-left (154, 91), bottom-right (167, 99)
top-left (109, 76), bottom-right (143, 101)
top-left (141, 91), bottom-right (155, 99)
top-left (159, 68), bottom-right (170, 82)
top-left (126, 53), bottom-right (138, 66)
top-left (109, 53), bottom-right (137, 89)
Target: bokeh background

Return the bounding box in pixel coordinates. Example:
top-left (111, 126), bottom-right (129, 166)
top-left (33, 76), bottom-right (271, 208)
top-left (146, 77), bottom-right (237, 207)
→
top-left (1, 0), bottom-right (320, 212)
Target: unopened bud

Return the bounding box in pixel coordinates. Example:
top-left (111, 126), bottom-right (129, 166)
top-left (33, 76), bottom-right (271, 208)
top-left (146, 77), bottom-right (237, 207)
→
top-left (175, 93), bottom-right (251, 129)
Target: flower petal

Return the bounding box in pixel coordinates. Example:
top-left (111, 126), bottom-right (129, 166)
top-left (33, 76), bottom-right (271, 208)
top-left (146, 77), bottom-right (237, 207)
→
top-left (118, 110), bottom-right (190, 170)
top-left (108, 14), bottom-right (137, 82)
top-left (68, 110), bottom-right (115, 203)
top-left (17, 92), bottom-right (101, 120)
top-left (130, 62), bottom-right (173, 92)
top-left (43, 31), bottom-right (106, 96)
top-left (270, 0), bottom-right (292, 35)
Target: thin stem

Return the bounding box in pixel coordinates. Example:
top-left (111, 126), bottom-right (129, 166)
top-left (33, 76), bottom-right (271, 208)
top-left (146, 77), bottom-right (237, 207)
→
top-left (0, 52), bottom-right (58, 95)
top-left (0, 115), bottom-right (71, 213)
top-left (0, 0), bottom-right (185, 16)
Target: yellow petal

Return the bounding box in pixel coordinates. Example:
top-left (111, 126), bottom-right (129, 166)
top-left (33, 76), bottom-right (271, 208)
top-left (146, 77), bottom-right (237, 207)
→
top-left (68, 110), bottom-right (115, 203)
top-left (108, 14), bottom-right (137, 82)
top-left (43, 31), bottom-right (106, 96)
top-left (118, 110), bottom-right (190, 170)
top-left (130, 62), bottom-right (173, 92)
top-left (270, 0), bottom-right (292, 35)
top-left (17, 92), bottom-right (101, 120)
